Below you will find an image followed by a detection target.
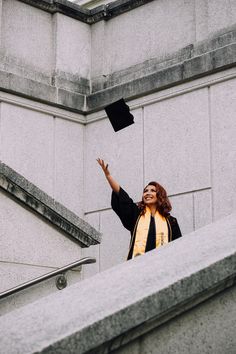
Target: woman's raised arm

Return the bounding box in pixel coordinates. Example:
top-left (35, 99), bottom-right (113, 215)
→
top-left (97, 158), bottom-right (120, 194)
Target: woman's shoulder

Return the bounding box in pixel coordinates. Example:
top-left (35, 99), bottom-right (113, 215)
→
top-left (167, 214), bottom-right (182, 239)
top-left (167, 214), bottom-right (178, 223)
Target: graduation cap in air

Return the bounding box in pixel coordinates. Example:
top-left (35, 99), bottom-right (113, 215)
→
top-left (104, 98), bottom-right (134, 132)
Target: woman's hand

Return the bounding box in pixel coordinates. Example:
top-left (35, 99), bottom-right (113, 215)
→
top-left (96, 158), bottom-right (120, 193)
top-left (97, 158), bottom-right (110, 177)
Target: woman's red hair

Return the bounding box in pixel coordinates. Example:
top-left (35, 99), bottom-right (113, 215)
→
top-left (138, 181), bottom-right (172, 217)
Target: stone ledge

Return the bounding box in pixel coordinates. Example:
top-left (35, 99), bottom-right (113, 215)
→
top-left (19, 0), bottom-right (155, 23)
top-left (87, 41), bottom-right (236, 111)
top-left (0, 212), bottom-right (235, 353)
top-left (0, 162), bottom-right (101, 247)
top-left (0, 70), bottom-right (86, 113)
top-left (0, 70), bottom-right (57, 105)
top-left (1, 29), bottom-right (236, 114)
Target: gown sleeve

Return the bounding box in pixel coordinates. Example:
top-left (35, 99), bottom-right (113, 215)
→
top-left (170, 216), bottom-right (182, 240)
top-left (111, 187), bottom-right (139, 232)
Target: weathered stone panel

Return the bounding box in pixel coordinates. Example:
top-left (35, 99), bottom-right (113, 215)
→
top-left (99, 209), bottom-right (130, 271)
top-left (0, 102), bottom-right (55, 195)
top-left (82, 212), bottom-right (100, 278)
top-left (210, 78), bottom-right (236, 220)
top-left (0, 189), bottom-right (82, 268)
top-left (54, 117), bottom-right (84, 216)
top-left (84, 108), bottom-right (143, 212)
top-left (169, 193), bottom-right (194, 235)
top-left (1, 0), bottom-right (53, 75)
top-left (54, 13), bottom-right (91, 80)
top-left (193, 189), bottom-right (212, 229)
top-left (143, 88), bottom-right (211, 195)
top-left (91, 0), bottom-right (195, 77)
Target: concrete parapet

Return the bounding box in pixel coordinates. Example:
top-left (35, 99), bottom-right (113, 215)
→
top-left (0, 212), bottom-right (235, 353)
top-left (88, 38), bottom-right (236, 111)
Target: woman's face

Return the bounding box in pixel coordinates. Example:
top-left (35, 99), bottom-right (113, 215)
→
top-left (143, 185), bottom-right (158, 206)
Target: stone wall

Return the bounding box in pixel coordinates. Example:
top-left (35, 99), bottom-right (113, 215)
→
top-left (85, 67), bottom-right (236, 271)
top-left (0, 162), bottom-right (100, 315)
top-left (1, 0), bottom-right (236, 297)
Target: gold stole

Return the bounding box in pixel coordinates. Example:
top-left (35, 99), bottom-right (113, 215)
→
top-left (132, 207), bottom-right (168, 258)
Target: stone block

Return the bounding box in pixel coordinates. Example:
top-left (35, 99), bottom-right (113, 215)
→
top-left (0, 70), bottom-right (57, 104)
top-left (54, 13), bottom-right (91, 79)
top-left (111, 338), bottom-right (140, 354)
top-left (82, 213), bottom-right (100, 278)
top-left (53, 71), bottom-right (90, 94)
top-left (210, 78), bottom-right (236, 219)
top-left (207, 0), bottom-right (236, 36)
top-left (169, 193), bottom-right (194, 235)
top-left (195, 0), bottom-right (208, 42)
top-left (84, 107), bottom-right (143, 212)
top-left (0, 161), bottom-right (101, 247)
top-left (91, 0), bottom-right (195, 76)
top-left (0, 190), bottom-right (82, 268)
top-left (143, 88), bottom-right (211, 196)
top-left (138, 286), bottom-right (236, 354)
top-left (54, 118), bottom-right (84, 216)
top-left (193, 189), bottom-right (212, 230)
top-left (87, 64), bottom-right (184, 111)
top-left (1, 0), bottom-right (53, 75)
top-left (57, 88), bottom-right (85, 112)
top-left (0, 102), bottom-right (55, 195)
top-left (91, 21), bottom-right (106, 79)
top-left (99, 209), bottom-right (130, 271)
top-left (183, 52), bottom-right (213, 79)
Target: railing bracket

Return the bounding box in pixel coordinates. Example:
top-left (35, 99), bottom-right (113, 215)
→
top-left (56, 274), bottom-right (67, 290)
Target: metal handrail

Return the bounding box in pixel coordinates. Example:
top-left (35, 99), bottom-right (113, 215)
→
top-left (0, 257), bottom-right (96, 299)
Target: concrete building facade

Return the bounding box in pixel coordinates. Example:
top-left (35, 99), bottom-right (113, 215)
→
top-left (0, 0), bottom-right (236, 317)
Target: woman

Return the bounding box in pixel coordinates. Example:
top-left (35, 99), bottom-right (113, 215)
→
top-left (97, 158), bottom-right (182, 260)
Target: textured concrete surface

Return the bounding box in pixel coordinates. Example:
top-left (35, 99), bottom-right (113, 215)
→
top-left (0, 262), bottom-right (82, 316)
top-left (2, 0), bottom-right (53, 75)
top-left (82, 213), bottom-right (100, 278)
top-left (0, 162), bottom-right (101, 246)
top-left (99, 209), bottom-right (130, 271)
top-left (91, 0), bottom-right (195, 75)
top-left (207, 0), bottom-right (236, 36)
top-left (169, 193), bottom-right (194, 235)
top-left (0, 102), bottom-right (55, 195)
top-left (113, 286), bottom-right (236, 354)
top-left (54, 118), bottom-right (84, 216)
top-left (210, 77), bottom-right (236, 220)
top-left (55, 13), bottom-right (91, 79)
top-left (143, 88), bottom-right (211, 195)
top-left (0, 189), bottom-right (83, 267)
top-left (0, 212), bottom-right (235, 353)
top-left (193, 189), bottom-right (212, 229)
top-left (84, 107), bottom-right (143, 212)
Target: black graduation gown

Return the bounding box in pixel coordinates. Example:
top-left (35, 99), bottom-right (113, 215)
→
top-left (111, 187), bottom-right (182, 260)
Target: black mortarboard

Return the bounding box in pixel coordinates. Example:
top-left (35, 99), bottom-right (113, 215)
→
top-left (104, 98), bottom-right (134, 132)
